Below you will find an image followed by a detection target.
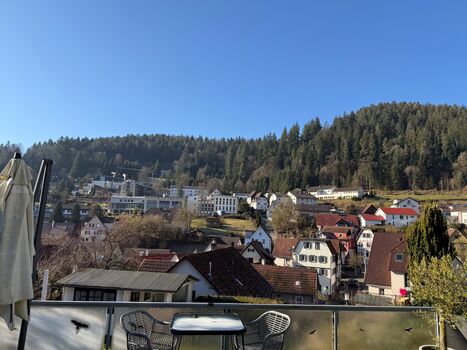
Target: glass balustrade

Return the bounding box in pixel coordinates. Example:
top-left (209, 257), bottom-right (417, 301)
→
top-left (0, 302), bottom-right (438, 350)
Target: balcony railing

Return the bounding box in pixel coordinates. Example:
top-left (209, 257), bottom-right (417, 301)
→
top-left (1, 301), bottom-right (438, 350)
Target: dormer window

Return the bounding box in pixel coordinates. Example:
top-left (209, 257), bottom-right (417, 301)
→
top-left (395, 253), bottom-right (404, 262)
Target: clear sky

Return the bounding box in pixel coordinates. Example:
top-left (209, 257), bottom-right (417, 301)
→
top-left (1, 1), bottom-right (466, 149)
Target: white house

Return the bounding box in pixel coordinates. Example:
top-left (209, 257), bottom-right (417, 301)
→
top-left (356, 228), bottom-right (375, 258)
top-left (358, 214), bottom-right (385, 227)
top-left (170, 185), bottom-right (209, 198)
top-left (241, 241), bottom-right (275, 264)
top-left (364, 233), bottom-right (408, 298)
top-left (186, 196), bottom-right (215, 216)
top-left (390, 197), bottom-right (420, 214)
top-left (56, 268), bottom-right (197, 302)
top-left (244, 226), bottom-right (273, 252)
top-left (168, 247), bottom-right (273, 300)
top-left (273, 237), bottom-right (299, 267)
top-left (209, 193), bottom-right (238, 214)
top-left (287, 189), bottom-right (317, 206)
top-left (80, 215), bottom-right (115, 242)
top-left (247, 191), bottom-right (269, 211)
top-left (375, 208), bottom-right (418, 227)
top-left (308, 186), bottom-right (364, 200)
top-left (268, 193), bottom-right (290, 207)
top-left (293, 238), bottom-right (341, 295)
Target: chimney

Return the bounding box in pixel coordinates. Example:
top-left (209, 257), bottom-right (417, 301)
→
top-left (208, 262), bottom-right (212, 277)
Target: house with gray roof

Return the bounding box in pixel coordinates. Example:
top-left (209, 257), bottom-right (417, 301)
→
top-left (55, 268), bottom-right (198, 302)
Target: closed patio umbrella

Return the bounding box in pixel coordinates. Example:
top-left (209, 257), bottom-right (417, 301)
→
top-left (0, 154), bottom-right (34, 330)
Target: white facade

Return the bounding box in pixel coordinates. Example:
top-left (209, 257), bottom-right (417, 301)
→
top-left (170, 186), bottom-right (209, 198)
top-left (241, 244), bottom-right (265, 264)
top-left (450, 209), bottom-right (467, 225)
top-left (358, 214), bottom-right (385, 227)
top-left (169, 260), bottom-right (214, 300)
top-left (186, 196), bottom-right (214, 216)
top-left (309, 187), bottom-right (364, 200)
top-left (287, 191), bottom-right (317, 205)
top-left (244, 227), bottom-right (272, 252)
top-left (390, 198), bottom-right (420, 214)
top-left (80, 216), bottom-right (113, 242)
top-left (375, 208), bottom-right (418, 227)
top-left (210, 194), bottom-right (238, 214)
top-left (269, 194), bottom-right (290, 207)
top-left (274, 256), bottom-right (294, 267)
top-left (250, 197), bottom-right (269, 210)
top-left (110, 195), bottom-right (182, 214)
top-left (367, 271), bottom-right (407, 297)
top-left (293, 239), bottom-right (341, 295)
top-left (356, 228), bottom-right (374, 258)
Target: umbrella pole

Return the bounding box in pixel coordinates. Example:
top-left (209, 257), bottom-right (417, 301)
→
top-left (17, 159), bottom-right (53, 350)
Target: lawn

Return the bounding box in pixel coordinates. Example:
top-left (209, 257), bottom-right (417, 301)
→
top-left (191, 217), bottom-right (256, 237)
top-left (328, 190), bottom-right (466, 209)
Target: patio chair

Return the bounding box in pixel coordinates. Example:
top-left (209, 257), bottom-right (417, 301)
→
top-left (120, 310), bottom-right (178, 350)
top-left (234, 311), bottom-right (291, 350)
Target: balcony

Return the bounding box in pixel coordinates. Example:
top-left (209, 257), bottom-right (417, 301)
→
top-left (0, 301), bottom-right (449, 349)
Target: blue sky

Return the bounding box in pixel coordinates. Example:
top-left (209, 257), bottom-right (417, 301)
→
top-left (1, 1), bottom-right (466, 149)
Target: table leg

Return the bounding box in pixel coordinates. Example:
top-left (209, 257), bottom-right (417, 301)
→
top-left (242, 334), bottom-right (245, 350)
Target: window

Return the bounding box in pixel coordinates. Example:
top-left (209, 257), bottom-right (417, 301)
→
top-left (318, 269), bottom-right (328, 276)
top-left (400, 215), bottom-right (404, 219)
top-left (319, 256), bottom-right (328, 264)
top-left (88, 289), bottom-right (103, 301)
top-left (395, 253), bottom-right (404, 262)
top-left (248, 248), bottom-right (255, 252)
top-left (144, 292), bottom-right (152, 301)
top-left (315, 242), bottom-right (320, 250)
top-left (295, 296), bottom-right (304, 304)
top-left (304, 242), bottom-right (311, 249)
top-left (404, 273), bottom-right (410, 288)
top-left (130, 291), bottom-right (140, 302)
top-left (308, 255), bottom-right (316, 263)
top-left (299, 254), bottom-right (307, 262)
top-left (379, 288), bottom-right (385, 295)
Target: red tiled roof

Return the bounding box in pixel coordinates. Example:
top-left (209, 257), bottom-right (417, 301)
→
top-left (273, 237), bottom-right (299, 258)
top-left (364, 232), bottom-right (407, 287)
top-left (361, 214), bottom-right (385, 221)
top-left (138, 259), bottom-right (176, 273)
top-left (143, 253), bottom-right (177, 261)
top-left (379, 208), bottom-right (417, 216)
top-left (326, 239), bottom-right (342, 255)
top-left (315, 213), bottom-right (360, 228)
top-left (253, 265), bottom-right (317, 296)
top-left (322, 226), bottom-right (352, 234)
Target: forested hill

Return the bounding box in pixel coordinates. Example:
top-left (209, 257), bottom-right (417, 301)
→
top-left (1, 102), bottom-right (466, 192)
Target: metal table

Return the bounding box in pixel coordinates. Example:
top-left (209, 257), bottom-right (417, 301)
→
top-left (170, 312), bottom-right (246, 349)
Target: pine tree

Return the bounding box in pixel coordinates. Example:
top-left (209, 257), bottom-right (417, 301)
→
top-left (71, 202), bottom-right (81, 224)
top-left (53, 201), bottom-right (65, 223)
top-left (405, 203), bottom-right (450, 268)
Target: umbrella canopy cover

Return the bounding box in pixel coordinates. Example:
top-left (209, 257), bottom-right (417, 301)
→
top-left (0, 158), bottom-right (34, 330)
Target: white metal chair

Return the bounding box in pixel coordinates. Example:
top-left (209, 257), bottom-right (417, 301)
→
top-left (234, 311), bottom-right (291, 350)
top-left (120, 310), bottom-right (178, 350)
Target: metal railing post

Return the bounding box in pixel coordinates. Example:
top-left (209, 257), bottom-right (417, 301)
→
top-left (332, 310), bottom-right (339, 350)
top-left (104, 306), bottom-right (115, 350)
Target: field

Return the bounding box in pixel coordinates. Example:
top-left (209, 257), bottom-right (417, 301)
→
top-left (330, 190), bottom-right (466, 209)
top-left (191, 217), bottom-right (257, 237)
